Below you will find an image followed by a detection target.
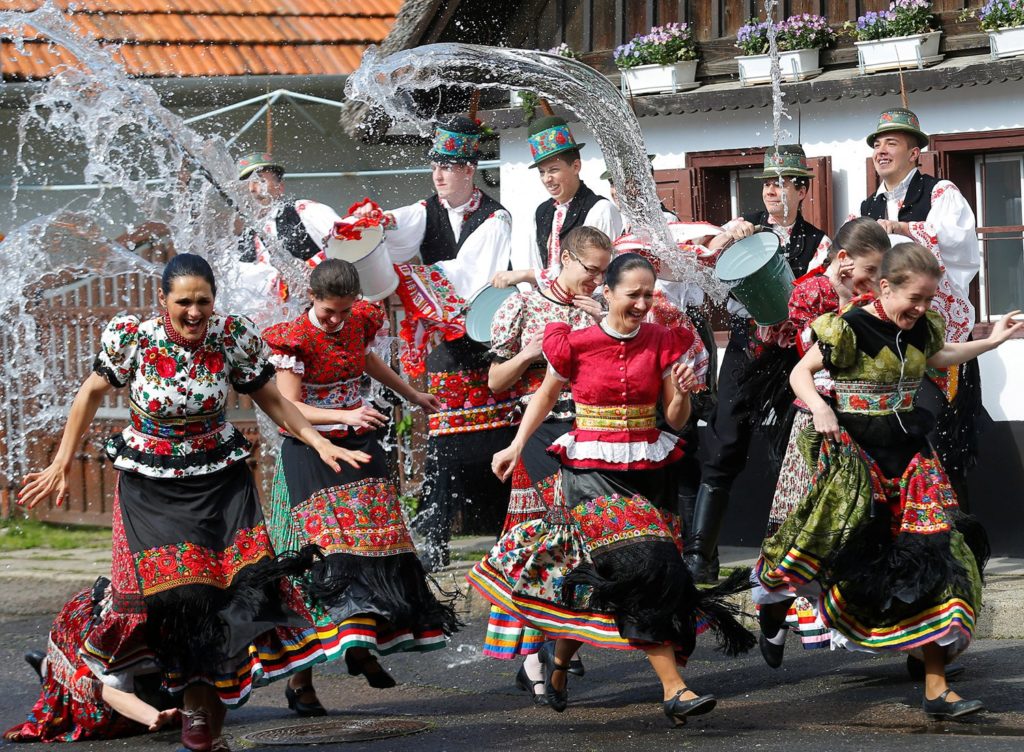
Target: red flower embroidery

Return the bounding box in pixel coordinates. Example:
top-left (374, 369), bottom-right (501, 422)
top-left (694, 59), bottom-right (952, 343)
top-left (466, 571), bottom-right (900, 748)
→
top-left (156, 356), bottom-right (177, 378)
top-left (444, 137), bottom-right (457, 152)
top-left (182, 547), bottom-right (208, 575)
top-left (154, 441), bottom-right (173, 456)
top-left (137, 558), bottom-right (157, 584)
top-left (368, 505), bottom-right (389, 527)
top-left (304, 515), bottom-right (323, 537)
top-left (157, 553), bottom-right (178, 575)
top-left (555, 131), bottom-right (567, 145)
top-left (467, 387), bottom-right (489, 407)
top-left (337, 507), bottom-right (356, 528)
top-left (147, 399), bottom-right (161, 413)
top-left (848, 395), bottom-right (870, 410)
top-left (204, 352), bottom-right (225, 374)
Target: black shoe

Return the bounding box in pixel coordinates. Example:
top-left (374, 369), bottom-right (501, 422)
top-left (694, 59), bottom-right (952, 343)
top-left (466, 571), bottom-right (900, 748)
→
top-left (906, 655), bottom-right (965, 681)
top-left (538, 642), bottom-right (569, 713)
top-left (542, 642), bottom-right (585, 677)
top-left (663, 688), bottom-right (717, 727)
top-left (345, 651), bottom-right (397, 689)
top-left (514, 662), bottom-right (546, 705)
top-left (24, 650), bottom-right (45, 683)
top-left (284, 684), bottom-right (327, 717)
top-left (922, 688), bottom-right (984, 720)
top-left (757, 609), bottom-right (786, 669)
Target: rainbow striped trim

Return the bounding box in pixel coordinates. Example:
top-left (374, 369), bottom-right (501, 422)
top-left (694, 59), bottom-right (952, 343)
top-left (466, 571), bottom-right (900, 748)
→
top-left (482, 607), bottom-right (546, 659)
top-left (820, 586), bottom-right (975, 651)
top-left (756, 548), bottom-right (823, 591)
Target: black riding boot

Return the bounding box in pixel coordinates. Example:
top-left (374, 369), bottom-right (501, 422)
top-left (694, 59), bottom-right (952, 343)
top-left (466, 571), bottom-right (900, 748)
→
top-left (684, 483), bottom-right (729, 584)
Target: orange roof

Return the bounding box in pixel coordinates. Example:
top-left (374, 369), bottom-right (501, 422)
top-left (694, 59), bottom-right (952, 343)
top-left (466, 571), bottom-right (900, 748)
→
top-left (1, 1), bottom-right (401, 80)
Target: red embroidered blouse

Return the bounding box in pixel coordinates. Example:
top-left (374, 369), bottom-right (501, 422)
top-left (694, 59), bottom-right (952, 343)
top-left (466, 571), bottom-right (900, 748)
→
top-left (542, 321), bottom-right (692, 471)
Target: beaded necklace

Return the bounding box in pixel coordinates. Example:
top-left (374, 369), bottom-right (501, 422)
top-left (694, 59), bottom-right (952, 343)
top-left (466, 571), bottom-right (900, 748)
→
top-left (549, 277), bottom-right (575, 305)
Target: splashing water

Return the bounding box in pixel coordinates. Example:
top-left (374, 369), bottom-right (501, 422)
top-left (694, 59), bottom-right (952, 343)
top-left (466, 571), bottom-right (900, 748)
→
top-left (346, 43), bottom-right (729, 301)
top-left (764, 0), bottom-right (794, 219)
top-left (0, 3), bottom-right (323, 484)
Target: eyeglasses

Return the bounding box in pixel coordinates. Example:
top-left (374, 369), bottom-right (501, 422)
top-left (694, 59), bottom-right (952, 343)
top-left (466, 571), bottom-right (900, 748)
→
top-left (567, 250), bottom-right (606, 279)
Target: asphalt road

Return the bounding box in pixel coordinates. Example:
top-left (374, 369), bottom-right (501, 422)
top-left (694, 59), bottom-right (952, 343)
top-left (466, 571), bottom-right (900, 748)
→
top-left (3, 609), bottom-right (1024, 752)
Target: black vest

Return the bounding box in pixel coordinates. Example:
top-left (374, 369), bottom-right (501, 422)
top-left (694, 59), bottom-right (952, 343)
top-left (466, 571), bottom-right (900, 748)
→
top-left (535, 181), bottom-right (606, 268)
top-left (742, 209), bottom-right (826, 278)
top-left (420, 190), bottom-right (505, 265)
top-left (238, 202), bottom-right (323, 263)
top-left (860, 170), bottom-right (938, 222)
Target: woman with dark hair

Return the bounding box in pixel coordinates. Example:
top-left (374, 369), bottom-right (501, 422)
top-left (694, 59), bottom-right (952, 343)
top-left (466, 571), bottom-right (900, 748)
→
top-left (18, 253), bottom-right (365, 752)
top-left (263, 258), bottom-right (457, 711)
top-left (756, 243), bottom-right (1021, 719)
top-left (469, 253), bottom-right (753, 726)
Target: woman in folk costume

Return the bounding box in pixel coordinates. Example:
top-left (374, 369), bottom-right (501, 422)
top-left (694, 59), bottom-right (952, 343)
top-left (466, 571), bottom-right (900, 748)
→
top-left (756, 243), bottom-right (1022, 720)
top-left (750, 218), bottom-right (890, 657)
top-left (18, 254), bottom-right (365, 752)
top-left (469, 253), bottom-right (754, 726)
top-left (6, 578), bottom-right (180, 744)
top-left (480, 226), bottom-right (611, 700)
top-left (263, 259), bottom-right (457, 708)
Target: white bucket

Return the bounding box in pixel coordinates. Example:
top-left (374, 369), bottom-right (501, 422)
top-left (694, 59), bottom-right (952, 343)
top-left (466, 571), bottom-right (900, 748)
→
top-left (323, 223), bottom-right (398, 302)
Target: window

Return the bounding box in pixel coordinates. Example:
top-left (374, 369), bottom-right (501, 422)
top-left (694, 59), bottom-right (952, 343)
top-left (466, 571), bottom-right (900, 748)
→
top-left (731, 168), bottom-right (765, 219)
top-left (975, 153), bottom-right (1024, 319)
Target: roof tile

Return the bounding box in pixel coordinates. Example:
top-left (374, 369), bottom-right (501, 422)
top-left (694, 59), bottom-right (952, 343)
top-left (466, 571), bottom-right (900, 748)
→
top-left (2, 1), bottom-right (399, 80)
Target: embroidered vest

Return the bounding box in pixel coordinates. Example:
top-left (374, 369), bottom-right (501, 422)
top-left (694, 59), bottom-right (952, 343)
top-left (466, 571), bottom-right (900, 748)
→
top-left (535, 181), bottom-right (606, 268)
top-left (742, 210), bottom-right (826, 278)
top-left (860, 170), bottom-right (939, 222)
top-left (420, 190), bottom-right (505, 265)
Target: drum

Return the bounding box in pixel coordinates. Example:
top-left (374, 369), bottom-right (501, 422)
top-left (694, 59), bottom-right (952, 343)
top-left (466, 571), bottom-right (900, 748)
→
top-left (714, 231), bottom-right (795, 326)
top-left (324, 222), bottom-right (398, 301)
top-left (465, 285), bottom-right (518, 344)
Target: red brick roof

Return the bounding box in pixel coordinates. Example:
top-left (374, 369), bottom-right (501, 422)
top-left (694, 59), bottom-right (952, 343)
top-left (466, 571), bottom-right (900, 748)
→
top-left (1, 1), bottom-right (401, 80)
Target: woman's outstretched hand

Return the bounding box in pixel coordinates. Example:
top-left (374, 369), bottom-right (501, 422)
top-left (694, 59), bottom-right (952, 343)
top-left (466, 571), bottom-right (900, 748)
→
top-left (988, 310), bottom-right (1024, 347)
top-left (492, 444), bottom-right (521, 482)
top-left (317, 443), bottom-right (371, 472)
top-left (671, 362), bottom-right (697, 395)
top-left (19, 463), bottom-right (71, 510)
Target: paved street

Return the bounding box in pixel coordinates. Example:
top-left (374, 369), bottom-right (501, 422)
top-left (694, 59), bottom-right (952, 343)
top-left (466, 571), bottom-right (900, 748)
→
top-left (3, 587), bottom-right (1024, 752)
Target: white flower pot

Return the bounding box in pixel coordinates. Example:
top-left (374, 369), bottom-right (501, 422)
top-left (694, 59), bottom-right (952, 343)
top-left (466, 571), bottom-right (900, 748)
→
top-left (619, 60), bottom-right (699, 95)
top-left (855, 31), bottom-right (943, 74)
top-left (988, 25), bottom-right (1024, 59)
top-left (736, 48), bottom-right (822, 86)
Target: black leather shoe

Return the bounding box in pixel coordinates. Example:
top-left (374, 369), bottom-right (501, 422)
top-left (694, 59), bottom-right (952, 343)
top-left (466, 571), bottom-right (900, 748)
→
top-left (906, 654), bottom-right (965, 681)
top-left (345, 651), bottom-right (397, 689)
top-left (24, 650), bottom-right (46, 683)
top-left (285, 684), bottom-right (327, 717)
top-left (515, 662), bottom-right (546, 705)
top-left (542, 642), bottom-right (585, 677)
top-left (922, 688), bottom-right (984, 719)
top-left (757, 610), bottom-right (786, 669)
top-left (663, 688), bottom-right (717, 727)
top-left (538, 642), bottom-right (569, 713)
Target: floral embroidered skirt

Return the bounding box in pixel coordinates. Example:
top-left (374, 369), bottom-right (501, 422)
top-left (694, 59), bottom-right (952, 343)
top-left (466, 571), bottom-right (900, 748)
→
top-left (470, 463), bottom-right (754, 662)
top-left (5, 581), bottom-right (164, 743)
top-left (755, 411), bottom-right (986, 657)
top-left (484, 418), bottom-right (570, 659)
top-left (82, 463), bottom-right (334, 707)
top-left (270, 433), bottom-right (458, 661)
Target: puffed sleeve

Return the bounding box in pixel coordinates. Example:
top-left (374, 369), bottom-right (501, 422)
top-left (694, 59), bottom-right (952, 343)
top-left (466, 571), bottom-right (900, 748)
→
top-left (352, 300), bottom-right (387, 350)
top-left (810, 312), bottom-right (857, 371)
top-left (92, 314), bottom-right (141, 388)
top-left (224, 315), bottom-right (275, 394)
top-left (488, 293), bottom-right (526, 363)
top-left (262, 319), bottom-right (305, 375)
top-left (923, 310), bottom-right (947, 359)
top-left (541, 321), bottom-right (573, 382)
top-left (658, 325), bottom-right (696, 379)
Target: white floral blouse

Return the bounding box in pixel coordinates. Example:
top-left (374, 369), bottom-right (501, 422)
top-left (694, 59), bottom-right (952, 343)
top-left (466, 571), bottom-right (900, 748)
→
top-left (93, 312), bottom-right (273, 478)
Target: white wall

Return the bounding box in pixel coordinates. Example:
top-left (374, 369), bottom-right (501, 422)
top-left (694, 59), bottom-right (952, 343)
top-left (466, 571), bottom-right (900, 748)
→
top-left (498, 79), bottom-right (1024, 420)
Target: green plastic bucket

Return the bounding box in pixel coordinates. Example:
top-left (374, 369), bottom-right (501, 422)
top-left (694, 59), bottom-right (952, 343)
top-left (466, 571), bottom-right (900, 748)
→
top-left (714, 232), bottom-right (795, 326)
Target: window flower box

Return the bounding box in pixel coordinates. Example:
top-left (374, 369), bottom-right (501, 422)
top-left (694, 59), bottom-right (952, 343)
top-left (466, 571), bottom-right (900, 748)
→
top-left (620, 60), bottom-right (699, 95)
top-left (855, 31), bottom-right (943, 73)
top-left (988, 25), bottom-right (1024, 59)
top-left (736, 48), bottom-right (822, 86)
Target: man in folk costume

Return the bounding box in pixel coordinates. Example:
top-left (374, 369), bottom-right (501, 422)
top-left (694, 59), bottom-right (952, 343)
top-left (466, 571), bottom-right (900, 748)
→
top-left (231, 152), bottom-right (341, 328)
top-left (356, 115), bottom-right (514, 570)
top-left (860, 107), bottom-right (982, 505)
top-left (687, 145), bottom-right (832, 584)
top-left (496, 116), bottom-right (622, 288)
